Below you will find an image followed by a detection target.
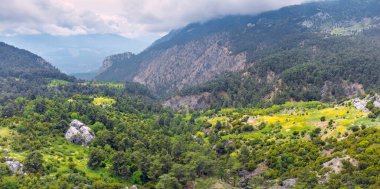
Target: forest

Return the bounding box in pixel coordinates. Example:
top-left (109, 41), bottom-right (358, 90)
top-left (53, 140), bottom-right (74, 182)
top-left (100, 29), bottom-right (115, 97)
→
top-left (0, 77), bottom-right (379, 189)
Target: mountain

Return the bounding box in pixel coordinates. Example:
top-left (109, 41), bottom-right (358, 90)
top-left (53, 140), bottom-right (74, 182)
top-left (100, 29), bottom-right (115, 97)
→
top-left (0, 34), bottom-right (152, 74)
top-left (0, 42), bottom-right (68, 79)
top-left (98, 52), bottom-right (135, 74)
top-left (97, 0), bottom-right (380, 107)
top-left (0, 42), bottom-right (73, 101)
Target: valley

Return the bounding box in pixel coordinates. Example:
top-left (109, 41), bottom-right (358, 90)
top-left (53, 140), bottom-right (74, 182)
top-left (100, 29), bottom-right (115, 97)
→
top-left (0, 78), bottom-right (379, 188)
top-left (0, 0), bottom-right (380, 188)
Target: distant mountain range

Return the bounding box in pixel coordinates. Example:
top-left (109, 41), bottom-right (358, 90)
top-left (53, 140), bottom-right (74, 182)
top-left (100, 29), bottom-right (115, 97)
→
top-left (0, 34), bottom-right (152, 74)
top-left (96, 0), bottom-right (380, 109)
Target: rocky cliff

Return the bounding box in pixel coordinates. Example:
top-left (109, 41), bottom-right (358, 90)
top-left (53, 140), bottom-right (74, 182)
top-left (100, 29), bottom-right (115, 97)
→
top-left (133, 34), bottom-right (247, 94)
top-left (98, 52), bottom-right (135, 74)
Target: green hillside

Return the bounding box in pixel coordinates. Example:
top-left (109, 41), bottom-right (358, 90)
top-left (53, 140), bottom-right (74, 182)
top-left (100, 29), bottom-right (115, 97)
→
top-left (1, 87), bottom-right (379, 188)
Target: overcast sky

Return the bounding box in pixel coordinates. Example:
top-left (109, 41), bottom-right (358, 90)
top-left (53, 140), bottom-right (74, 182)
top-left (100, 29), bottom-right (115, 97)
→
top-left (0, 0), bottom-right (316, 39)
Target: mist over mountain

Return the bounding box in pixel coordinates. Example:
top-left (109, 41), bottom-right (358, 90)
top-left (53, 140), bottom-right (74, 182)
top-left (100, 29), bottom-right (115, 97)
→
top-left (97, 0), bottom-right (380, 108)
top-left (0, 34), bottom-right (153, 74)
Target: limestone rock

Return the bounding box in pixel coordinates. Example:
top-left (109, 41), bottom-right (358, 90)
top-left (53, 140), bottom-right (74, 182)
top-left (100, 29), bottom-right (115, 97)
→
top-left (163, 92), bottom-right (211, 110)
top-left (282, 179), bottom-right (297, 188)
top-left (323, 156), bottom-right (358, 174)
top-left (126, 185), bottom-right (138, 189)
top-left (374, 97), bottom-right (380, 108)
top-left (5, 160), bottom-right (25, 174)
top-left (65, 120), bottom-right (95, 146)
top-left (352, 98), bottom-right (368, 110)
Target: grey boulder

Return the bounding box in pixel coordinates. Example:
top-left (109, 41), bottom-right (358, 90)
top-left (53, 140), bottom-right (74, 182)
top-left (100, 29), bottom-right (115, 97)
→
top-left (65, 120), bottom-right (95, 146)
top-left (5, 160), bottom-right (25, 174)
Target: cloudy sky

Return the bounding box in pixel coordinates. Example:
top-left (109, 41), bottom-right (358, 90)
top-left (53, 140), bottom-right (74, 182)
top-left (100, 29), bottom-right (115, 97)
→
top-left (1, 0), bottom-right (315, 38)
top-left (0, 0), bottom-right (318, 74)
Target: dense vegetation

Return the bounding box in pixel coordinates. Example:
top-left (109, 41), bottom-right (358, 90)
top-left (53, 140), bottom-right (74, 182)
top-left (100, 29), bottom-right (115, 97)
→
top-left (0, 77), bottom-right (379, 188)
top-left (0, 42), bottom-right (75, 103)
top-left (1, 1), bottom-right (380, 188)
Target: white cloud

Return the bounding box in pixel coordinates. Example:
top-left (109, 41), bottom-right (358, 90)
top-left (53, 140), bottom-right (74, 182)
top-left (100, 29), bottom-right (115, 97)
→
top-left (0, 0), bottom-right (315, 38)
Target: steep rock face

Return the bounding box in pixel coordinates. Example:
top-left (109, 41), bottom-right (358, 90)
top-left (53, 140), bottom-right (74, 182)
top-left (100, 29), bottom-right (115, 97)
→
top-left (163, 92), bottom-right (211, 111)
top-left (99, 52), bottom-right (135, 74)
top-left (65, 120), bottom-right (95, 146)
top-left (133, 34), bottom-right (247, 94)
top-left (321, 81), bottom-right (366, 101)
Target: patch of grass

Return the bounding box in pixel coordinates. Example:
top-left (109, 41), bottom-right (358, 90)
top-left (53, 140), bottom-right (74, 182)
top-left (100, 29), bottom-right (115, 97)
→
top-left (0, 127), bottom-right (10, 137)
top-left (48, 80), bottom-right (70, 88)
top-left (208, 116), bottom-right (230, 126)
top-left (80, 82), bottom-right (124, 89)
top-left (93, 97), bottom-right (116, 106)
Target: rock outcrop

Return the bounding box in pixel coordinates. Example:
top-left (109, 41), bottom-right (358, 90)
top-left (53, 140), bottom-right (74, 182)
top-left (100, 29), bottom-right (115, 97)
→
top-left (282, 179), bottom-right (297, 189)
top-left (163, 92), bottom-right (211, 110)
top-left (125, 185), bottom-right (138, 189)
top-left (5, 160), bottom-right (25, 175)
top-left (323, 156), bottom-right (358, 174)
top-left (99, 52), bottom-right (135, 74)
top-left (352, 94), bottom-right (380, 111)
top-left (65, 120), bottom-right (95, 146)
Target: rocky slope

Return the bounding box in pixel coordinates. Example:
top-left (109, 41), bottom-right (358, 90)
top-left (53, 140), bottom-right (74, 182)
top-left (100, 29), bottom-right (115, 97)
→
top-left (97, 0), bottom-right (380, 101)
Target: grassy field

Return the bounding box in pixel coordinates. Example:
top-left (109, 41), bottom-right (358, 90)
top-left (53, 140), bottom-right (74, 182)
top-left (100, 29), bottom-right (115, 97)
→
top-left (204, 101), bottom-right (380, 141)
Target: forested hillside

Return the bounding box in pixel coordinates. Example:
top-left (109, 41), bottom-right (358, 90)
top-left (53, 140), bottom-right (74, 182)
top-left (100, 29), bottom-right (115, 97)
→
top-left (97, 0), bottom-right (380, 104)
top-left (0, 42), bottom-right (74, 102)
top-left (1, 80), bottom-right (380, 188)
top-left (175, 32), bottom-right (380, 109)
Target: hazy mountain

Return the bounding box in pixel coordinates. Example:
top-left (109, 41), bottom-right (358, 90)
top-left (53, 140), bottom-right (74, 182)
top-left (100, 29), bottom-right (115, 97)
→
top-left (0, 42), bottom-right (74, 101)
top-left (0, 42), bottom-right (68, 79)
top-left (0, 34), bottom-right (153, 74)
top-left (97, 0), bottom-right (380, 107)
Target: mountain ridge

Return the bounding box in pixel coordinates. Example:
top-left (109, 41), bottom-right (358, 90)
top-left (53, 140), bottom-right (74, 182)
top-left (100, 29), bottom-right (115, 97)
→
top-left (0, 41), bottom-right (74, 101)
top-left (96, 0), bottom-right (380, 107)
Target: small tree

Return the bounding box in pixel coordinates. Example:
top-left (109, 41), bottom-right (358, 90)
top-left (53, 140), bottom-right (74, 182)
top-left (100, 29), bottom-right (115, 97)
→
top-left (111, 152), bottom-right (129, 178)
top-left (0, 163), bottom-right (11, 177)
top-left (88, 148), bottom-right (106, 169)
top-left (320, 116), bottom-right (326, 122)
top-left (156, 174), bottom-right (181, 189)
top-left (24, 152), bottom-right (44, 174)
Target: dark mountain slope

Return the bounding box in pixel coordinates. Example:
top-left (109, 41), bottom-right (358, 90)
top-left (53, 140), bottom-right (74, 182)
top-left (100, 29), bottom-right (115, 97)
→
top-left (0, 42), bottom-right (73, 101)
top-left (0, 42), bottom-right (69, 79)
